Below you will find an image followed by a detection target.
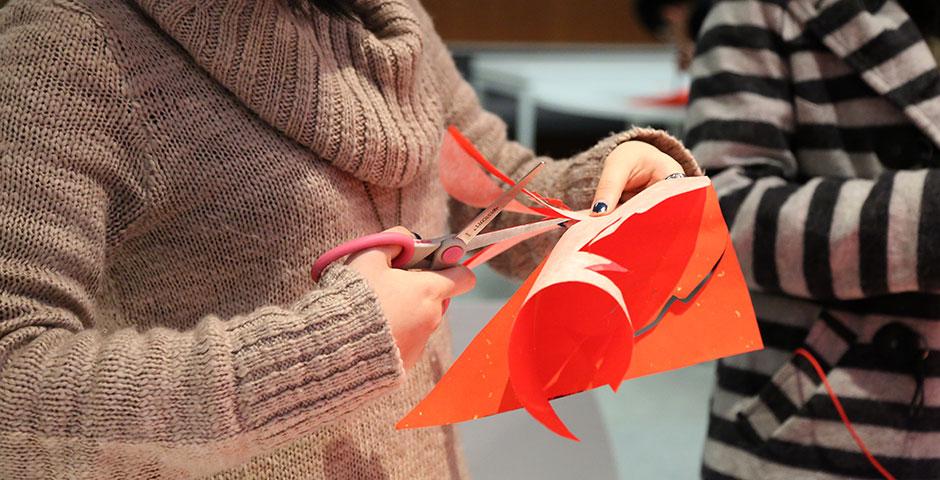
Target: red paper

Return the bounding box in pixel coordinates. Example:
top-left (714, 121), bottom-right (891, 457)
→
top-left (397, 128), bottom-right (761, 439)
top-left (630, 89), bottom-right (690, 107)
top-left (440, 126), bottom-right (573, 219)
top-left (439, 127), bottom-right (544, 216)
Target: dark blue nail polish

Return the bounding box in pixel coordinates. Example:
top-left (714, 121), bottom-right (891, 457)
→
top-left (592, 202), bottom-right (608, 214)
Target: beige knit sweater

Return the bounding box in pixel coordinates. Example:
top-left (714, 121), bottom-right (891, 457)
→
top-left (0, 0), bottom-right (698, 478)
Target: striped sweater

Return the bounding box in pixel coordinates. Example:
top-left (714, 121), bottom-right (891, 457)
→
top-left (686, 0), bottom-right (940, 478)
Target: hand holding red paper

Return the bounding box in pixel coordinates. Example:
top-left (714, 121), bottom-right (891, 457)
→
top-left (393, 127), bottom-right (762, 440)
top-left (590, 140), bottom-right (686, 214)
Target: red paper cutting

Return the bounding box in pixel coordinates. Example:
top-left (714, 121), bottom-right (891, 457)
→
top-left (397, 127), bottom-right (761, 439)
top-left (630, 89), bottom-right (690, 107)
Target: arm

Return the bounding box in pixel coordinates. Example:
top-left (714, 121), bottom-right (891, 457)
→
top-left (0, 6), bottom-right (401, 478)
top-left (686, 0), bottom-right (940, 300)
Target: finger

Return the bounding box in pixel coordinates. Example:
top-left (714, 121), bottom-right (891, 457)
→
top-left (346, 226), bottom-right (414, 268)
top-left (591, 156), bottom-right (641, 217)
top-left (647, 152), bottom-right (684, 187)
top-left (418, 265), bottom-right (477, 299)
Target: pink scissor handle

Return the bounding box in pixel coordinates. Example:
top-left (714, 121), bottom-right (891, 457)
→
top-left (312, 232), bottom-right (416, 282)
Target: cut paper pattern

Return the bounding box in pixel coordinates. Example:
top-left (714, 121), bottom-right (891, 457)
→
top-left (397, 127), bottom-right (761, 440)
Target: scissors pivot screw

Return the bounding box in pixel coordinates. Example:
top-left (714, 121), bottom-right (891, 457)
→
top-left (441, 246), bottom-right (465, 265)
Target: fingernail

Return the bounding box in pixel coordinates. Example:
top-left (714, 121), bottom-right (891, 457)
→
top-left (591, 202), bottom-right (608, 214)
top-left (410, 230), bottom-right (422, 240)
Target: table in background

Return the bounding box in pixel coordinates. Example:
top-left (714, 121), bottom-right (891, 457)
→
top-left (463, 46), bottom-right (688, 149)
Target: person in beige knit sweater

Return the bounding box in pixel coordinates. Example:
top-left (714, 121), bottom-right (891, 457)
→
top-left (0, 0), bottom-right (701, 478)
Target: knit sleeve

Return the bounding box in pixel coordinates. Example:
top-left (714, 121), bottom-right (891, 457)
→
top-left (0, 5), bottom-right (401, 478)
top-left (686, 0), bottom-right (940, 299)
top-left (433, 54), bottom-right (699, 280)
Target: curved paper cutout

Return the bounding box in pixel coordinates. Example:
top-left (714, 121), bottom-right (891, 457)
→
top-left (509, 280), bottom-right (634, 440)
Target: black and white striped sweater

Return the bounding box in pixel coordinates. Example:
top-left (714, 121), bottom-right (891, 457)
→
top-left (686, 0), bottom-right (940, 478)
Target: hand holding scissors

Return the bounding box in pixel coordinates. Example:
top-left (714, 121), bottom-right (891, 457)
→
top-left (311, 162), bottom-right (567, 281)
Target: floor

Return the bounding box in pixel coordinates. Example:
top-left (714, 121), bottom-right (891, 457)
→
top-left (448, 266), bottom-right (716, 480)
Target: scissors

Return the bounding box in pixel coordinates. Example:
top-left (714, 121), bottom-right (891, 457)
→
top-left (311, 162), bottom-right (568, 281)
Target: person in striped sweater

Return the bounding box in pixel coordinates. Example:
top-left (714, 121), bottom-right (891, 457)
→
top-left (686, 0), bottom-right (940, 478)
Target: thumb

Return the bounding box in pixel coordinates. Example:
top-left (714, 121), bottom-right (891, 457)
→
top-left (591, 158), bottom-right (640, 217)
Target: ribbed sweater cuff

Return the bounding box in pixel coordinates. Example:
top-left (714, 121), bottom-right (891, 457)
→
top-left (230, 264), bottom-right (403, 436)
top-left (562, 127), bottom-right (702, 209)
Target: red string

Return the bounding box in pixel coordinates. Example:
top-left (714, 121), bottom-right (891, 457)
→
top-left (447, 125), bottom-right (571, 211)
top-left (793, 348), bottom-right (896, 480)
top-left (448, 125), bottom-right (515, 185)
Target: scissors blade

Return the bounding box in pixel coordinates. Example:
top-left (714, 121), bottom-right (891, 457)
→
top-left (465, 217), bottom-right (569, 251)
top-left (454, 162), bottom-right (545, 244)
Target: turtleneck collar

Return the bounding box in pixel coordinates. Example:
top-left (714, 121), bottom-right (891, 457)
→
top-left (133, 0), bottom-right (444, 187)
